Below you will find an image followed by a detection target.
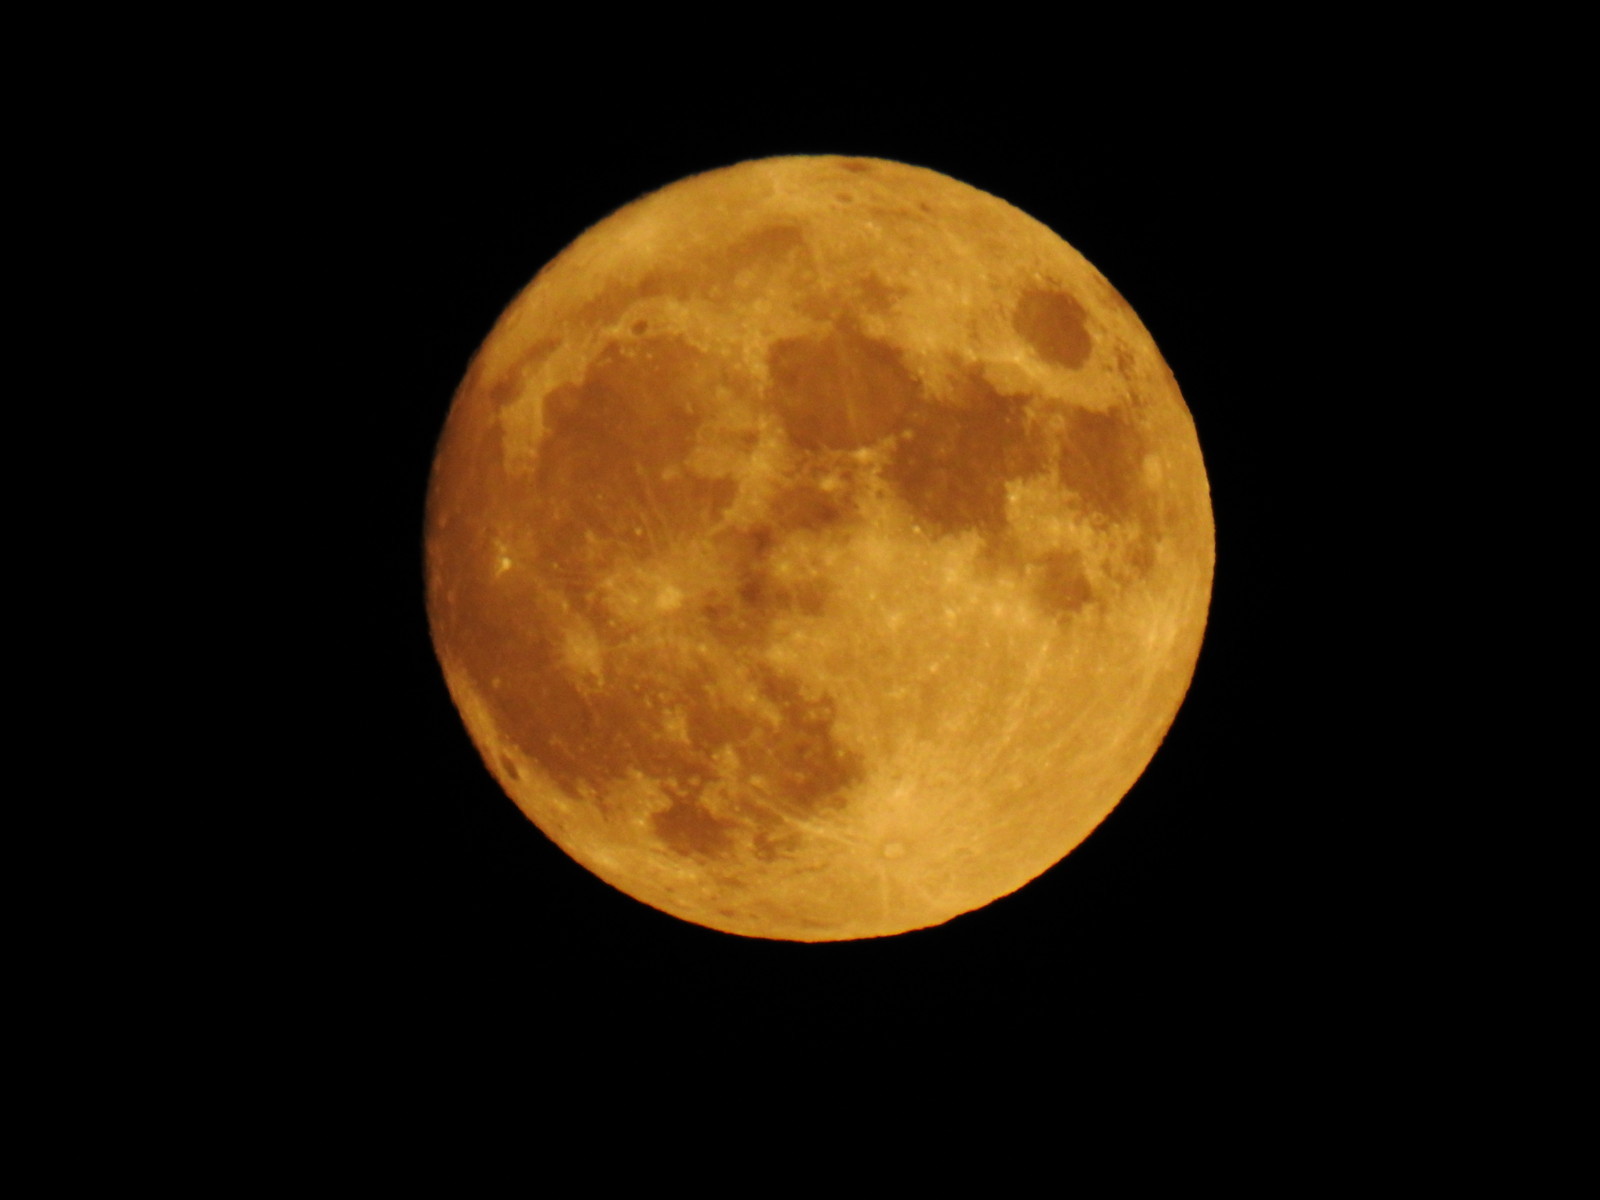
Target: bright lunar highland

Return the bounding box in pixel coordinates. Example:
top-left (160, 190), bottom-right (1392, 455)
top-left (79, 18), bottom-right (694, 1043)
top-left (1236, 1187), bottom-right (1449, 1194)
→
top-left (425, 156), bottom-right (1213, 941)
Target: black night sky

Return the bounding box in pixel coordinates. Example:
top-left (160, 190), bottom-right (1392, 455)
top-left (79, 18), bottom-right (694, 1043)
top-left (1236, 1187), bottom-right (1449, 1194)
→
top-left (271, 69), bottom-right (1408, 1071)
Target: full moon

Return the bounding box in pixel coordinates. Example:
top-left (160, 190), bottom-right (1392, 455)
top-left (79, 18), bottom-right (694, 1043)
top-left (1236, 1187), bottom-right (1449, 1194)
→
top-left (425, 156), bottom-right (1213, 941)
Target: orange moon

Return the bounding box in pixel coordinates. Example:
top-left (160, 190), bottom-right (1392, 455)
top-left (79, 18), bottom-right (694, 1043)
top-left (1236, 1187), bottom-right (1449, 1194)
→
top-left (425, 156), bottom-right (1213, 941)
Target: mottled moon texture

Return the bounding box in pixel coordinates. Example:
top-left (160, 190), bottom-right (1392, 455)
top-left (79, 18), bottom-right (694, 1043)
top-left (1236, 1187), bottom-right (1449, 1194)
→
top-left (426, 156), bottom-right (1212, 941)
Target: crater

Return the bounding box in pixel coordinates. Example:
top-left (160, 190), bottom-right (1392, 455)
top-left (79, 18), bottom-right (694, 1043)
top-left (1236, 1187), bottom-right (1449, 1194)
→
top-left (1014, 288), bottom-right (1093, 369)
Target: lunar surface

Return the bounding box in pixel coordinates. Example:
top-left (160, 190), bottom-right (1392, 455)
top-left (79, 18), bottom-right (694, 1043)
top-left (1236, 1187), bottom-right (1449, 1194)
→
top-left (425, 156), bottom-right (1213, 941)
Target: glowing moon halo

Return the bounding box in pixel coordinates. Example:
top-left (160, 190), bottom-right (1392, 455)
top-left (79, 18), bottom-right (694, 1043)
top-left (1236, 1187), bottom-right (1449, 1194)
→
top-left (425, 156), bottom-right (1213, 941)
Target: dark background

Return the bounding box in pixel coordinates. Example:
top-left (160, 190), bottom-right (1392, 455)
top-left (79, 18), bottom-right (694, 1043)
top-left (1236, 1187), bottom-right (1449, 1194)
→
top-left (274, 71), bottom-right (1401, 1068)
